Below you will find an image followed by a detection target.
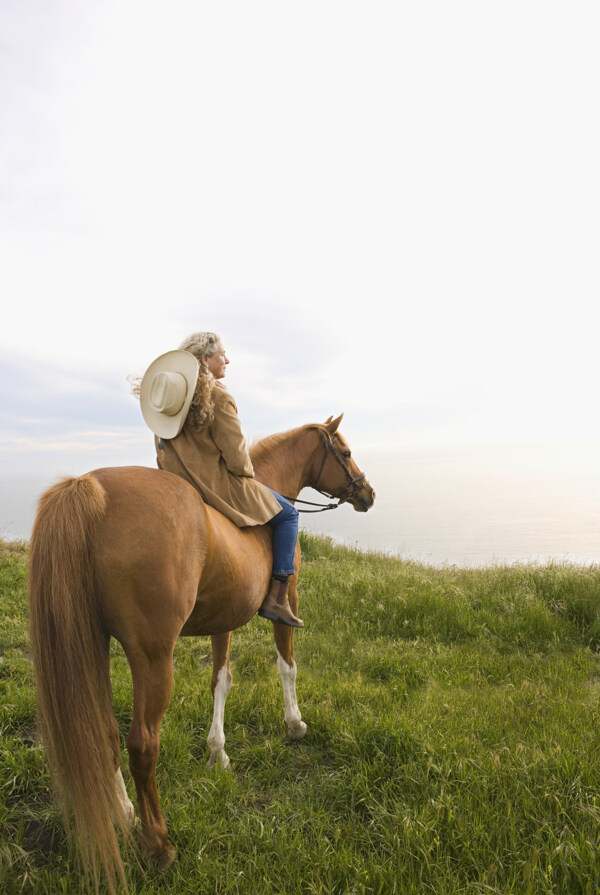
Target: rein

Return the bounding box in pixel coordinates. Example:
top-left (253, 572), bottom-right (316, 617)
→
top-left (283, 429), bottom-right (367, 513)
top-left (286, 497), bottom-right (340, 514)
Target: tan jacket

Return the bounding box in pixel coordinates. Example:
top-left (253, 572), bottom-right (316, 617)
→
top-left (155, 382), bottom-right (281, 527)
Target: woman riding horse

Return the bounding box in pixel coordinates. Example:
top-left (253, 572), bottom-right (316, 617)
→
top-left (29, 344), bottom-right (375, 888)
top-left (140, 331), bottom-right (304, 627)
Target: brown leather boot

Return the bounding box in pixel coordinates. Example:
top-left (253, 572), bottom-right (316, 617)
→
top-left (258, 577), bottom-right (304, 628)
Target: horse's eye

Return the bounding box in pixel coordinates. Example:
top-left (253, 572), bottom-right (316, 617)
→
top-left (342, 451), bottom-right (351, 459)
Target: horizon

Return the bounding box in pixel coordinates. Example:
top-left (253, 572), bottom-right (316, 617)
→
top-left (3, 439), bottom-right (600, 567)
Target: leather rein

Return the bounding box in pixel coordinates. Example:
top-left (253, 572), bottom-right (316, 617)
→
top-left (283, 429), bottom-right (368, 513)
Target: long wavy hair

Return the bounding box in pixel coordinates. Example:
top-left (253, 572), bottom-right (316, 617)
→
top-left (178, 331), bottom-right (222, 427)
top-left (129, 331), bottom-right (222, 429)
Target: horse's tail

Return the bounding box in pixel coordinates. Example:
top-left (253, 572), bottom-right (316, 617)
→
top-left (28, 473), bottom-right (130, 894)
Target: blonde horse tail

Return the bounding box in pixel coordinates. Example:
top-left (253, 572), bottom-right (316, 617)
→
top-left (28, 474), bottom-right (129, 894)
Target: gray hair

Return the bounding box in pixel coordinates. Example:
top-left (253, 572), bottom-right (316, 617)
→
top-left (178, 331), bottom-right (222, 362)
top-left (179, 331), bottom-right (223, 428)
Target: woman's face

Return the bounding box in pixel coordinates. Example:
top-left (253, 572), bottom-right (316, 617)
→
top-left (204, 342), bottom-right (229, 379)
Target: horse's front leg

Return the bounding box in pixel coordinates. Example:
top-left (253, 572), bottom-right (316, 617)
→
top-left (207, 631), bottom-right (233, 769)
top-left (273, 577), bottom-right (307, 740)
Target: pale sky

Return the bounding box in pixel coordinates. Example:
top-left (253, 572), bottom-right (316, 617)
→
top-left (1, 0), bottom-right (599, 495)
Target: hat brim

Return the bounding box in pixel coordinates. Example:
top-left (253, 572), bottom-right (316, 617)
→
top-left (140, 350), bottom-right (200, 438)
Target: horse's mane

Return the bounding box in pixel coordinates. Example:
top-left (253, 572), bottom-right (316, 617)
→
top-left (250, 423), bottom-right (331, 466)
top-left (249, 426), bottom-right (305, 465)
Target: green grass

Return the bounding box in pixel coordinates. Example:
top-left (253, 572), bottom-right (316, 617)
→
top-left (2, 533), bottom-right (600, 893)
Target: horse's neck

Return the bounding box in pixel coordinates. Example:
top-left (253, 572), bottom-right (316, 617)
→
top-left (251, 427), bottom-right (318, 498)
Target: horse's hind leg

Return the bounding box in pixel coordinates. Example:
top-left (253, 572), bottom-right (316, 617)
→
top-left (207, 631), bottom-right (233, 769)
top-left (273, 581), bottom-right (307, 740)
top-left (125, 645), bottom-right (177, 869)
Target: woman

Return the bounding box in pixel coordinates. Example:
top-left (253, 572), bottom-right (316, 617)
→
top-left (139, 331), bottom-right (303, 628)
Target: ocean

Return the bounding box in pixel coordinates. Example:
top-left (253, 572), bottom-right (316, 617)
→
top-left (3, 442), bottom-right (600, 568)
top-left (298, 442), bottom-right (600, 567)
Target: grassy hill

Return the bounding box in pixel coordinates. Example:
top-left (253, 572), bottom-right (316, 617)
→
top-left (2, 534), bottom-right (600, 894)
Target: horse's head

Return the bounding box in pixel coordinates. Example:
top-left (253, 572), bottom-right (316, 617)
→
top-left (309, 414), bottom-right (376, 513)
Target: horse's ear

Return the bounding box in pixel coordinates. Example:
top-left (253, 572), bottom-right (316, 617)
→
top-left (324, 416), bottom-right (333, 424)
top-left (326, 413), bottom-right (344, 435)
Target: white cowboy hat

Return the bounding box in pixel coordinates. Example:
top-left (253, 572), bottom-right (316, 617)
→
top-left (140, 350), bottom-right (199, 438)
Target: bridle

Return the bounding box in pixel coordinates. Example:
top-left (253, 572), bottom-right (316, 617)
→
top-left (283, 429), bottom-right (368, 513)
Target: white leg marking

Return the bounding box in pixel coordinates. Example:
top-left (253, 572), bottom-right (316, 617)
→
top-left (207, 665), bottom-right (232, 769)
top-left (277, 653), bottom-right (307, 740)
top-left (113, 767), bottom-right (136, 831)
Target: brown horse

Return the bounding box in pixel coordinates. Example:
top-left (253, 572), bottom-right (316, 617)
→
top-left (28, 414), bottom-right (375, 891)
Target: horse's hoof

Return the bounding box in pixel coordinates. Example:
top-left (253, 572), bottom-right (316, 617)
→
top-left (207, 749), bottom-right (231, 771)
top-left (112, 802), bottom-right (136, 833)
top-left (287, 720), bottom-right (308, 740)
top-left (147, 841), bottom-right (177, 871)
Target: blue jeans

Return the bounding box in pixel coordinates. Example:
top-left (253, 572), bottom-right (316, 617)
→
top-left (266, 488), bottom-right (299, 577)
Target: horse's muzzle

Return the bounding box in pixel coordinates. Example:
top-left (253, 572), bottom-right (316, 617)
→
top-left (350, 483), bottom-right (376, 512)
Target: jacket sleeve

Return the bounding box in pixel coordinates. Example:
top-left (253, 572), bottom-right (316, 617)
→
top-left (211, 389), bottom-right (255, 477)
